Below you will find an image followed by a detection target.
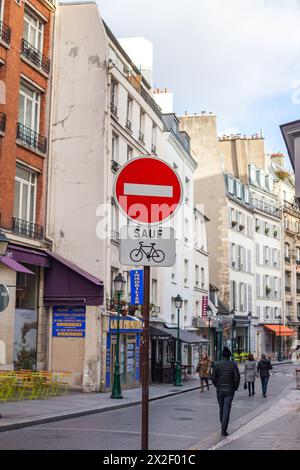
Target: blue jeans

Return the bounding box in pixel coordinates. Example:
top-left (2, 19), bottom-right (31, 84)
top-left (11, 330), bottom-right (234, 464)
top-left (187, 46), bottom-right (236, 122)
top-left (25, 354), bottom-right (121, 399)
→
top-left (217, 392), bottom-right (234, 433)
top-left (260, 376), bottom-right (269, 396)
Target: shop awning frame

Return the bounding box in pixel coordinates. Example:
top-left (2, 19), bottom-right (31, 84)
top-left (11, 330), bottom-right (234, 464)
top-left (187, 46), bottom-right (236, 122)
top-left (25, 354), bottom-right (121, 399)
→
top-left (150, 325), bottom-right (209, 344)
top-left (264, 324), bottom-right (295, 337)
top-left (0, 255), bottom-right (35, 274)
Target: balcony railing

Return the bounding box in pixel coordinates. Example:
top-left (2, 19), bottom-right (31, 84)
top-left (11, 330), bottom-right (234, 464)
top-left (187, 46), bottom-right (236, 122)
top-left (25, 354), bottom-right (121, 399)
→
top-left (125, 119), bottom-right (132, 132)
top-left (16, 122), bottom-right (47, 154)
top-left (111, 159), bottom-right (121, 173)
top-left (252, 198), bottom-right (281, 218)
top-left (0, 20), bottom-right (11, 45)
top-left (12, 217), bottom-right (44, 240)
top-left (285, 286), bottom-right (291, 293)
top-left (139, 131), bottom-right (145, 144)
top-left (110, 102), bottom-right (118, 117)
top-left (285, 257), bottom-right (291, 263)
top-left (151, 144), bottom-right (157, 154)
top-left (111, 230), bottom-right (120, 242)
top-left (21, 39), bottom-right (51, 74)
top-left (0, 112), bottom-right (6, 133)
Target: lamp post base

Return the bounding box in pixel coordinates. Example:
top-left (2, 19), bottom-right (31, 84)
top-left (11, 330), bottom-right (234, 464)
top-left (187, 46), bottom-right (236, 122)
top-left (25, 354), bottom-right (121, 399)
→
top-left (174, 365), bottom-right (182, 387)
top-left (111, 374), bottom-right (123, 399)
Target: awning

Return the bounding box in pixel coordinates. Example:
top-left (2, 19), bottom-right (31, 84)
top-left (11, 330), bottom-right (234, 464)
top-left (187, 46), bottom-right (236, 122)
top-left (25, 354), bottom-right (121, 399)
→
top-left (150, 325), bottom-right (209, 344)
top-left (264, 324), bottom-right (295, 337)
top-left (0, 255), bottom-right (35, 274)
top-left (7, 244), bottom-right (50, 267)
top-left (44, 251), bottom-right (104, 307)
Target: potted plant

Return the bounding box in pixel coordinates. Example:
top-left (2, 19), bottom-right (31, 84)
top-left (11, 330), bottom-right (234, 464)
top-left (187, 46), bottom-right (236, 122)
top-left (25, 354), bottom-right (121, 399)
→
top-left (265, 228), bottom-right (270, 235)
top-left (231, 220), bottom-right (237, 228)
top-left (256, 225), bottom-right (260, 232)
top-left (266, 286), bottom-right (271, 296)
top-left (274, 230), bottom-right (278, 238)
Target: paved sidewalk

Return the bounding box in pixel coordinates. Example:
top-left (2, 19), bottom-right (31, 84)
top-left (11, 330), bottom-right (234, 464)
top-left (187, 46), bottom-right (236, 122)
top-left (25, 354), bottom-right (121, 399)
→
top-left (0, 360), bottom-right (292, 433)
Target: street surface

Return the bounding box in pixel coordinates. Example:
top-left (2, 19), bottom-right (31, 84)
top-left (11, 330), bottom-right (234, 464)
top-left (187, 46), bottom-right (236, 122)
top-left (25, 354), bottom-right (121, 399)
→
top-left (0, 363), bottom-right (298, 450)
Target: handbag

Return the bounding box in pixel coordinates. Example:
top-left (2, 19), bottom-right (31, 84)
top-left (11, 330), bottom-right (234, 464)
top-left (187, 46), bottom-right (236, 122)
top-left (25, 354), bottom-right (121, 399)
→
top-left (244, 381), bottom-right (248, 390)
top-left (196, 364), bottom-right (200, 373)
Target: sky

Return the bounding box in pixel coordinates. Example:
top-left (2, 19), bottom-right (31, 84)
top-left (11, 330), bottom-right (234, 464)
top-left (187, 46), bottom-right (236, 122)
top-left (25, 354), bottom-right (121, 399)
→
top-left (78, 0), bottom-right (300, 162)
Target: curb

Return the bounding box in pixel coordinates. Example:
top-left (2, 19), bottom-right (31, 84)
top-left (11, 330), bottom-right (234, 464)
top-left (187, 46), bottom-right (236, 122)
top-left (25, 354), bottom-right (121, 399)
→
top-left (0, 360), bottom-right (293, 433)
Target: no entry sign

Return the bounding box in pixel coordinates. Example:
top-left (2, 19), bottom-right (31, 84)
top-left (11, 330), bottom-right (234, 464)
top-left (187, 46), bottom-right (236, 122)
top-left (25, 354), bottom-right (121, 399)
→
top-left (113, 157), bottom-right (182, 224)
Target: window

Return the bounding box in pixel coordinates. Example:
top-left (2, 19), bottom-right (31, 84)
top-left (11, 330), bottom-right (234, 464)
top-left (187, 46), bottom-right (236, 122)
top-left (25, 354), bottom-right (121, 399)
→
top-left (228, 176), bottom-right (234, 194)
top-left (230, 280), bottom-right (237, 310)
top-left (172, 118), bottom-right (179, 135)
top-left (256, 244), bottom-right (260, 265)
top-left (151, 279), bottom-right (157, 305)
top-left (184, 259), bottom-right (189, 284)
top-left (0, 0), bottom-right (3, 21)
top-left (255, 218), bottom-right (261, 233)
top-left (19, 82), bottom-right (41, 133)
top-left (14, 164), bottom-right (37, 223)
top-left (111, 201), bottom-right (119, 240)
top-left (244, 186), bottom-right (250, 204)
top-left (151, 123), bottom-right (157, 153)
top-left (110, 79), bottom-right (118, 116)
top-left (24, 9), bottom-right (44, 52)
top-left (256, 274), bottom-right (261, 297)
top-left (127, 145), bottom-right (133, 161)
top-left (126, 95), bottom-right (133, 128)
top-left (139, 110), bottom-right (145, 142)
top-left (185, 177), bottom-right (190, 202)
top-left (195, 265), bottom-right (199, 287)
top-left (285, 243), bottom-right (290, 260)
top-left (201, 268), bottom-right (205, 288)
top-left (297, 247), bottom-right (300, 262)
top-left (235, 181), bottom-right (242, 199)
top-left (112, 133), bottom-right (119, 162)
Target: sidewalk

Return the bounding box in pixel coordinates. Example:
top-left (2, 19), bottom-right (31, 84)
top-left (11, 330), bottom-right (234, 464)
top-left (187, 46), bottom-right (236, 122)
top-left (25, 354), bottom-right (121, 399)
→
top-left (0, 360), bottom-right (292, 433)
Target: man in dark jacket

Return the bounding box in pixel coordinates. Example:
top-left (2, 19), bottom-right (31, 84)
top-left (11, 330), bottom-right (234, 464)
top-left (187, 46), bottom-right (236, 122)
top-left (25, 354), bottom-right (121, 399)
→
top-left (257, 354), bottom-right (273, 397)
top-left (212, 347), bottom-right (240, 436)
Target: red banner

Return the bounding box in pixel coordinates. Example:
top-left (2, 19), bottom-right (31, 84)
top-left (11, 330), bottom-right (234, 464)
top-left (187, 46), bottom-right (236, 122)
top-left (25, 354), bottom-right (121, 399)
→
top-left (202, 295), bottom-right (208, 317)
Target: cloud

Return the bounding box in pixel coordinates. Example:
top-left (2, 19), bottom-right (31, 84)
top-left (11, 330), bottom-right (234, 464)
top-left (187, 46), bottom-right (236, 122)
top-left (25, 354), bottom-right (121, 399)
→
top-left (96, 0), bottom-right (300, 150)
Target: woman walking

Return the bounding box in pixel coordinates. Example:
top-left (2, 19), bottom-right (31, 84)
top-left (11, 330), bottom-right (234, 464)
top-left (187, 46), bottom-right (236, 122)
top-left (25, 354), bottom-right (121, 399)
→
top-left (197, 352), bottom-right (211, 392)
top-left (257, 354), bottom-right (273, 397)
top-left (244, 353), bottom-right (256, 396)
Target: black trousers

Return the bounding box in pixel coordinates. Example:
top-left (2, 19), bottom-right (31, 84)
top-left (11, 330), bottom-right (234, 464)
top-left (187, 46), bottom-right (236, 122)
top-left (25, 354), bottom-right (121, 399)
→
top-left (217, 392), bottom-right (234, 433)
top-left (200, 377), bottom-right (209, 391)
top-left (248, 382), bottom-right (255, 395)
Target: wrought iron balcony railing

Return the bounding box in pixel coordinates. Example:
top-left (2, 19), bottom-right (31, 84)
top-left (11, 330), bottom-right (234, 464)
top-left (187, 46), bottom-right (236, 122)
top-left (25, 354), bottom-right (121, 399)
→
top-left (0, 112), bottom-right (6, 133)
top-left (12, 217), bottom-right (44, 240)
top-left (139, 131), bottom-right (145, 144)
top-left (110, 103), bottom-right (118, 117)
top-left (111, 230), bottom-right (120, 242)
top-left (16, 122), bottom-right (47, 154)
top-left (111, 160), bottom-right (120, 173)
top-left (21, 39), bottom-right (51, 74)
top-left (151, 144), bottom-right (157, 154)
top-left (125, 119), bottom-right (132, 132)
top-left (252, 198), bottom-right (281, 218)
top-left (285, 286), bottom-right (291, 292)
top-left (0, 20), bottom-right (11, 45)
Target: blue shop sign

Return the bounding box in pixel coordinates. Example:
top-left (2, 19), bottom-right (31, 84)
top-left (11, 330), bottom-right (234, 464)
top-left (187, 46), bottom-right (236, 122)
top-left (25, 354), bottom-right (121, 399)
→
top-left (52, 306), bottom-right (86, 338)
top-left (130, 270), bottom-right (143, 306)
top-left (109, 315), bottom-right (143, 333)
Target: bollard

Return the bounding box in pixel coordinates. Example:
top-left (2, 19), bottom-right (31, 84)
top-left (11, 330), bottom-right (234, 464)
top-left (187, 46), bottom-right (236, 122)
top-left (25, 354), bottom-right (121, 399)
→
top-left (296, 370), bottom-right (300, 390)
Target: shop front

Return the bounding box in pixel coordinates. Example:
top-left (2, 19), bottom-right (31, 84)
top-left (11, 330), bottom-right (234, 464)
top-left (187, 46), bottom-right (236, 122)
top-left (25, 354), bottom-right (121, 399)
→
top-left (105, 316), bottom-right (143, 391)
top-left (150, 324), bottom-right (209, 384)
top-left (262, 324), bottom-right (295, 359)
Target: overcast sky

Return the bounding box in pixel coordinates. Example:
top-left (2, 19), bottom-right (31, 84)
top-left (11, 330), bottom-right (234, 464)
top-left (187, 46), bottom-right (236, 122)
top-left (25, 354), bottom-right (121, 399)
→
top-left (94, 1), bottom-right (300, 159)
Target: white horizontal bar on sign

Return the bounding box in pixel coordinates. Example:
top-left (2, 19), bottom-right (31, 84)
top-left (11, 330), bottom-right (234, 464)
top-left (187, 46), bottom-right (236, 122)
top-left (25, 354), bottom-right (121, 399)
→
top-left (124, 183), bottom-right (173, 198)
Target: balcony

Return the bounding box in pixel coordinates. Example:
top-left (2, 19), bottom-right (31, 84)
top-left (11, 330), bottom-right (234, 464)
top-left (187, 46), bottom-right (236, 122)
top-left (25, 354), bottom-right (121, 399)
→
top-left (16, 123), bottom-right (47, 154)
top-left (285, 257), bottom-right (291, 263)
top-left (111, 230), bottom-right (120, 243)
top-left (139, 131), bottom-right (145, 144)
top-left (110, 102), bottom-right (118, 118)
top-left (125, 119), bottom-right (132, 132)
top-left (151, 144), bottom-right (157, 155)
top-left (0, 20), bottom-right (11, 45)
top-left (0, 112), bottom-right (6, 133)
top-left (12, 217), bottom-right (44, 240)
top-left (111, 160), bottom-right (120, 173)
top-left (297, 289), bottom-right (300, 295)
top-left (285, 286), bottom-right (291, 293)
top-left (21, 39), bottom-right (50, 75)
top-left (252, 198), bottom-right (281, 218)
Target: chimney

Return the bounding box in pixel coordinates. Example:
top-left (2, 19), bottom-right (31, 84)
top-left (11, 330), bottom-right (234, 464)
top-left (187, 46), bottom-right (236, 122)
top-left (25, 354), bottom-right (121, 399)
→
top-left (271, 152), bottom-right (285, 167)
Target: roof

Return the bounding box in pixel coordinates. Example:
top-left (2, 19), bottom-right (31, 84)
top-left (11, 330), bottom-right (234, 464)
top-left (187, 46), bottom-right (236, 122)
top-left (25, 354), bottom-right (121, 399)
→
top-left (280, 119), bottom-right (300, 171)
top-left (150, 325), bottom-right (209, 344)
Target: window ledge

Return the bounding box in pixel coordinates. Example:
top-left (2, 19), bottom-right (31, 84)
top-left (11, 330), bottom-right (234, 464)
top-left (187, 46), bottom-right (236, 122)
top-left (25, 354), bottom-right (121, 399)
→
top-left (20, 54), bottom-right (50, 79)
top-left (0, 38), bottom-right (10, 50)
top-left (16, 139), bottom-right (47, 158)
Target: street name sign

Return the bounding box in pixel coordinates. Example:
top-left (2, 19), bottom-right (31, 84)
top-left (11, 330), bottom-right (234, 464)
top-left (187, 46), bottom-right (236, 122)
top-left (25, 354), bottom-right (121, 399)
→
top-left (120, 226), bottom-right (176, 267)
top-left (113, 156), bottom-right (182, 225)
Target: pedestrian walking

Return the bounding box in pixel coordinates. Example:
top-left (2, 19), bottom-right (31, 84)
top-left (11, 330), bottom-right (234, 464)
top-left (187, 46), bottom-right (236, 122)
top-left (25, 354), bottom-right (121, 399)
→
top-left (244, 353), bottom-right (256, 397)
top-left (211, 347), bottom-right (240, 437)
top-left (257, 354), bottom-right (273, 398)
top-left (197, 352), bottom-right (211, 392)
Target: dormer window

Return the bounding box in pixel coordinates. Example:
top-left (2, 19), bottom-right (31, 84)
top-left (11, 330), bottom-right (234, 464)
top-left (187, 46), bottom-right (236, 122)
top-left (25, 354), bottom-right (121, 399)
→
top-left (172, 118), bottom-right (179, 135)
top-left (244, 186), bottom-right (250, 204)
top-left (228, 176), bottom-right (234, 194)
top-left (235, 181), bottom-right (242, 199)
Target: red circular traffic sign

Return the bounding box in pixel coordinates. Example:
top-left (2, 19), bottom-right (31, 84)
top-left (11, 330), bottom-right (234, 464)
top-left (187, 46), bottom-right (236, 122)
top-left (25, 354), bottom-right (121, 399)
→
top-left (113, 157), bottom-right (183, 224)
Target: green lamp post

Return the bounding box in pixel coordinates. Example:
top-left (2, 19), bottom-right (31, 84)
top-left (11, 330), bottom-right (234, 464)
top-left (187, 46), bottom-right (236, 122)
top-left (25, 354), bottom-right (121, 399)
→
top-left (230, 309), bottom-right (235, 360)
top-left (174, 294), bottom-right (183, 386)
top-left (208, 314), bottom-right (211, 357)
top-left (111, 272), bottom-right (126, 399)
top-left (278, 314), bottom-right (283, 362)
top-left (247, 312), bottom-right (252, 354)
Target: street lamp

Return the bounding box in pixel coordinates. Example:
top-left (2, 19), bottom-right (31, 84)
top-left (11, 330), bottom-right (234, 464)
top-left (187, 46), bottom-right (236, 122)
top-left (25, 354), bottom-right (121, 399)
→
top-left (111, 273), bottom-right (126, 399)
top-left (247, 312), bottom-right (252, 354)
top-left (174, 294), bottom-right (183, 386)
top-left (0, 232), bottom-right (8, 257)
top-left (278, 314), bottom-right (283, 362)
top-left (229, 309), bottom-right (235, 360)
top-left (208, 313), bottom-right (212, 357)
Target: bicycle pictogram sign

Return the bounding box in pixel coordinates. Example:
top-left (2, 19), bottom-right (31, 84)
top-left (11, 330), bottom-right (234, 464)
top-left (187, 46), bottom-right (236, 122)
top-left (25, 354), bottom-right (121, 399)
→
top-left (130, 242), bottom-right (165, 264)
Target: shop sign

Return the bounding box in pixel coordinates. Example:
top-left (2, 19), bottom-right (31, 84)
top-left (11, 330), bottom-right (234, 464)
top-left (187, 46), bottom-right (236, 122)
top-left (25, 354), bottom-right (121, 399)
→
top-left (0, 284), bottom-right (9, 313)
top-left (130, 270), bottom-right (143, 305)
top-left (109, 316), bottom-right (142, 333)
top-left (52, 306), bottom-right (86, 338)
top-left (202, 295), bottom-right (208, 317)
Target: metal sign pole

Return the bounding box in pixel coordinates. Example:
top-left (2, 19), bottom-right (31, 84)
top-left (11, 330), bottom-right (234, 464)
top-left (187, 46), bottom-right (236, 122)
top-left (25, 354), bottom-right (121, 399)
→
top-left (141, 265), bottom-right (150, 450)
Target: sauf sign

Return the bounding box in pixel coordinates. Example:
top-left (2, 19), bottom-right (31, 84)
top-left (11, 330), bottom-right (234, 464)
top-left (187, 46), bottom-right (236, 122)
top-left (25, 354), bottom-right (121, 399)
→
top-left (113, 156), bottom-right (183, 451)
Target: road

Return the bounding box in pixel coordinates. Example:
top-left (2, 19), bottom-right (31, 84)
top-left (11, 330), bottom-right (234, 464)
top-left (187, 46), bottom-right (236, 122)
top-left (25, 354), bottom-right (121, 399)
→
top-left (0, 363), bottom-right (297, 450)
